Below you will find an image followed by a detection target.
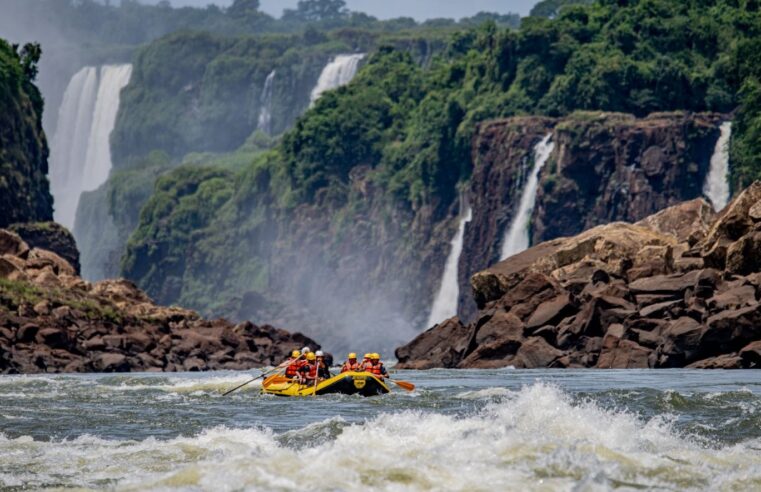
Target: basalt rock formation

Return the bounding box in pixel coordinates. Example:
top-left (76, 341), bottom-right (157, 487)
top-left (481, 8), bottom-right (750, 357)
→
top-left (9, 222), bottom-right (80, 275)
top-left (458, 112), bottom-right (724, 320)
top-left (397, 182), bottom-right (761, 369)
top-left (0, 229), bottom-right (316, 374)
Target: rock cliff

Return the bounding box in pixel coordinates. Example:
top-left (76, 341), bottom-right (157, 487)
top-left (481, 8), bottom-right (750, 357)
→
top-left (397, 182), bottom-right (761, 369)
top-left (0, 229), bottom-right (316, 373)
top-left (458, 112), bottom-right (725, 320)
top-left (0, 40), bottom-right (53, 227)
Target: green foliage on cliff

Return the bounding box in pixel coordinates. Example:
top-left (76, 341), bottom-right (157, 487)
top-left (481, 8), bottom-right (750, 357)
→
top-left (124, 0), bottom-right (761, 319)
top-left (0, 39), bottom-right (53, 227)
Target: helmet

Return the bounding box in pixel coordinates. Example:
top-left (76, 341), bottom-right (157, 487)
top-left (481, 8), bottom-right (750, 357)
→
top-left (291, 350), bottom-right (300, 358)
top-left (371, 353), bottom-right (380, 360)
top-left (306, 352), bottom-right (316, 361)
top-left (301, 346), bottom-right (312, 354)
top-left (315, 350), bottom-right (324, 357)
top-left (363, 353), bottom-right (372, 359)
top-left (348, 352), bottom-right (357, 359)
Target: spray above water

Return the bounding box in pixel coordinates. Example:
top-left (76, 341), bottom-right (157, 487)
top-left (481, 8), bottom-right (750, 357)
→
top-left (257, 70), bottom-right (276, 135)
top-left (310, 54), bottom-right (364, 104)
top-left (49, 64), bottom-right (132, 228)
top-left (500, 133), bottom-right (555, 260)
top-left (703, 121), bottom-right (732, 211)
top-left (426, 199), bottom-right (472, 327)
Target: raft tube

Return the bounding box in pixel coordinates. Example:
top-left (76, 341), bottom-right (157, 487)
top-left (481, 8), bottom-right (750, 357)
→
top-left (261, 371), bottom-right (390, 397)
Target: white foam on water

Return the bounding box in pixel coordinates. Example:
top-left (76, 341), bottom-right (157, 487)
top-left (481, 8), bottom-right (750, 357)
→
top-left (2, 383), bottom-right (760, 491)
top-left (500, 133), bottom-right (555, 260)
top-left (310, 54), bottom-right (365, 104)
top-left (703, 121), bottom-right (732, 211)
top-left (426, 203), bottom-right (472, 327)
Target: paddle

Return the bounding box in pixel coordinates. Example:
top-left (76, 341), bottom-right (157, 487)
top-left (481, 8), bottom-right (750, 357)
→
top-left (222, 355), bottom-right (300, 396)
top-left (386, 377), bottom-right (415, 392)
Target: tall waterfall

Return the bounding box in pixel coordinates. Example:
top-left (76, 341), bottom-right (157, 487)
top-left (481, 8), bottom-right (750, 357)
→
top-left (257, 70), bottom-right (276, 135)
top-left (310, 54), bottom-right (364, 104)
top-left (426, 200), bottom-right (472, 327)
top-left (49, 64), bottom-right (132, 228)
top-left (703, 121), bottom-right (732, 211)
top-left (500, 133), bottom-right (555, 260)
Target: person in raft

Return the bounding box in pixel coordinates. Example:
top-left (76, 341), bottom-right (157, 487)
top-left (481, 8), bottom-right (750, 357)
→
top-left (358, 353), bottom-right (372, 371)
top-left (284, 350), bottom-right (305, 379)
top-left (315, 350), bottom-right (332, 379)
top-left (340, 353), bottom-right (360, 372)
top-left (367, 353), bottom-right (388, 379)
top-left (297, 351), bottom-right (332, 385)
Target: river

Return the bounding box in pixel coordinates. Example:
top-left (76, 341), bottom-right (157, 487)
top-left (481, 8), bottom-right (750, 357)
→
top-left (1, 369), bottom-right (760, 490)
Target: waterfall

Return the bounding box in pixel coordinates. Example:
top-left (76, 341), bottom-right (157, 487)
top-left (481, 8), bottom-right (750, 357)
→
top-left (426, 200), bottom-right (473, 327)
top-left (310, 54), bottom-right (365, 104)
top-left (257, 70), bottom-right (276, 135)
top-left (49, 64), bottom-right (132, 228)
top-left (703, 121), bottom-right (732, 211)
top-left (500, 133), bottom-right (555, 260)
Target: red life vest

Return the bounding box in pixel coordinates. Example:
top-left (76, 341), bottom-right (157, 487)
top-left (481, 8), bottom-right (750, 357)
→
top-left (368, 362), bottom-right (384, 376)
top-left (341, 361), bottom-right (360, 373)
top-left (285, 359), bottom-right (304, 377)
top-left (300, 362), bottom-right (318, 380)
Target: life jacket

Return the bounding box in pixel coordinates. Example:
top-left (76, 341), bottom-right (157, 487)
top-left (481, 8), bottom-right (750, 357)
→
top-left (341, 360), bottom-right (360, 373)
top-left (299, 362), bottom-right (318, 380)
top-left (285, 359), bottom-right (304, 377)
top-left (368, 362), bottom-right (384, 376)
top-left (359, 360), bottom-right (371, 372)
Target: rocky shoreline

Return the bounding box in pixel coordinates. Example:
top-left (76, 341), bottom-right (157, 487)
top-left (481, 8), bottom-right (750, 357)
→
top-left (0, 229), bottom-right (316, 373)
top-left (396, 182), bottom-right (761, 369)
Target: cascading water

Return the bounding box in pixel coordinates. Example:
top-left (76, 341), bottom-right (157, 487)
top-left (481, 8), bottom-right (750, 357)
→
top-left (49, 67), bottom-right (98, 228)
top-left (256, 70), bottom-right (276, 135)
top-left (49, 64), bottom-right (132, 229)
top-left (426, 200), bottom-right (472, 327)
top-left (500, 133), bottom-right (555, 260)
top-left (309, 54), bottom-right (365, 104)
top-left (703, 121), bottom-right (732, 211)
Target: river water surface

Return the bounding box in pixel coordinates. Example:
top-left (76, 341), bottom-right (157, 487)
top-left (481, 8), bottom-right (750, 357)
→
top-left (1, 369), bottom-right (760, 490)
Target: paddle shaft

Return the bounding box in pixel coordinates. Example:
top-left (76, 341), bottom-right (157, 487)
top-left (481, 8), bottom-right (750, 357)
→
top-left (223, 355), bottom-right (301, 396)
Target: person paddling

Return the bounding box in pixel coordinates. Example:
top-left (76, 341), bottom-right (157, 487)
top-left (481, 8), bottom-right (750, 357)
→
top-left (368, 353), bottom-right (388, 379)
top-left (284, 350), bottom-right (304, 379)
top-left (359, 353), bottom-right (372, 372)
top-left (297, 352), bottom-right (318, 385)
top-left (341, 353), bottom-right (360, 373)
top-left (315, 350), bottom-right (332, 380)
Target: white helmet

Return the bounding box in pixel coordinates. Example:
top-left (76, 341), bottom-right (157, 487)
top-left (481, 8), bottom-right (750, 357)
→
top-left (315, 350), bottom-right (324, 357)
top-left (301, 346), bottom-right (312, 354)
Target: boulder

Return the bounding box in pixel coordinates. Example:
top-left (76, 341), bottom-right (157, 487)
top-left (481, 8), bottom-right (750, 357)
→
top-left (725, 232), bottom-right (761, 275)
top-left (514, 337), bottom-right (563, 368)
top-left (687, 354), bottom-right (743, 369)
top-left (96, 353), bottom-right (130, 372)
top-left (395, 317), bottom-right (471, 369)
top-left (9, 222), bottom-right (81, 274)
top-left (26, 248), bottom-right (76, 276)
top-left (525, 293), bottom-right (577, 329)
top-left (0, 230), bottom-right (29, 257)
top-left (739, 341), bottom-right (761, 368)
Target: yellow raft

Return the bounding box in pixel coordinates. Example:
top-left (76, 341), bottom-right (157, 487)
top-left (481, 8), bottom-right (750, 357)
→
top-left (261, 371), bottom-right (391, 397)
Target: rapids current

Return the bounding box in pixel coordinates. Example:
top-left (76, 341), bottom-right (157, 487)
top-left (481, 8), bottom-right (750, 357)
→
top-left (1, 369), bottom-right (760, 491)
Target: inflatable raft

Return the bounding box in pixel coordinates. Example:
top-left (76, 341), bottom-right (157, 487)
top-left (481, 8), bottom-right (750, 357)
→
top-left (261, 371), bottom-right (390, 397)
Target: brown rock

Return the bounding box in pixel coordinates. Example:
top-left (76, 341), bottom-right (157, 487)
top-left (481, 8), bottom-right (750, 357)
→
top-left (0, 230), bottom-right (29, 257)
top-left (636, 198), bottom-right (715, 242)
top-left (16, 323), bottom-right (38, 343)
top-left (707, 284), bottom-right (756, 311)
top-left (725, 232), bottom-right (761, 275)
top-left (659, 317), bottom-right (703, 364)
top-left (687, 354), bottom-right (743, 369)
top-left (526, 293), bottom-right (576, 329)
top-left (514, 337), bottom-right (563, 368)
top-left (26, 248), bottom-right (76, 276)
top-left (739, 341), bottom-right (761, 367)
top-left (36, 328), bottom-right (69, 349)
top-left (183, 357), bottom-right (207, 371)
top-left (96, 353), bottom-right (130, 372)
top-left (395, 317), bottom-right (471, 369)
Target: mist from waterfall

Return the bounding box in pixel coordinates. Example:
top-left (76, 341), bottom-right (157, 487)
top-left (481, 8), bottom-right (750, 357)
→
top-left (256, 70), bottom-right (275, 135)
top-left (49, 64), bottom-right (133, 229)
top-left (703, 121), bottom-right (732, 211)
top-left (500, 133), bottom-right (555, 260)
top-left (310, 54), bottom-right (364, 104)
top-left (426, 200), bottom-right (472, 327)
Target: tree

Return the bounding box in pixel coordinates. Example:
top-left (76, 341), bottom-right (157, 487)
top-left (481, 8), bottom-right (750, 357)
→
top-left (228, 0), bottom-right (260, 18)
top-left (282, 0), bottom-right (347, 22)
top-left (18, 42), bottom-right (41, 81)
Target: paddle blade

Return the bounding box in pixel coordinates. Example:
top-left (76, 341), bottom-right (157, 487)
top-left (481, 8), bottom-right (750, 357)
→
top-left (392, 379), bottom-right (415, 392)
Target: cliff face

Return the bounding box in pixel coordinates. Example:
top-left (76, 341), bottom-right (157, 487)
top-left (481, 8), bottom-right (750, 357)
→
top-left (397, 183), bottom-right (761, 370)
top-left (458, 112), bottom-right (725, 320)
top-left (0, 41), bottom-right (53, 227)
top-left (0, 229), bottom-right (316, 374)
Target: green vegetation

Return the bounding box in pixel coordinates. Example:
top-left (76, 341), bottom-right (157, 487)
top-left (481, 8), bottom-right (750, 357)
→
top-left (0, 39), bottom-right (52, 227)
top-left (122, 0), bottom-right (761, 321)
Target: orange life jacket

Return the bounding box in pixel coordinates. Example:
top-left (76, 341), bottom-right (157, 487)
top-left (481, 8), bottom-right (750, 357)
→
top-left (299, 362), bottom-right (318, 380)
top-left (368, 362), bottom-right (384, 376)
top-left (285, 359), bottom-right (305, 377)
top-left (341, 360), bottom-right (360, 373)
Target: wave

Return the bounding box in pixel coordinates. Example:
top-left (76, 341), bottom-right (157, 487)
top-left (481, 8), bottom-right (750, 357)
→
top-left (2, 383), bottom-right (760, 491)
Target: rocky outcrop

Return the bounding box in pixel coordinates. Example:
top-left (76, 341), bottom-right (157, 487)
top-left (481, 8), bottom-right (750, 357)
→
top-left (9, 222), bottom-right (80, 274)
top-left (0, 229), bottom-right (316, 373)
top-left (458, 112), bottom-right (725, 320)
top-left (396, 183), bottom-right (761, 369)
top-left (0, 40), bottom-right (54, 228)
